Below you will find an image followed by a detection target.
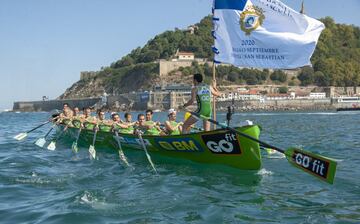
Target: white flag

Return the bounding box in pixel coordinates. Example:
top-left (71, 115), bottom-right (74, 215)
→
top-left (213, 0), bottom-right (325, 69)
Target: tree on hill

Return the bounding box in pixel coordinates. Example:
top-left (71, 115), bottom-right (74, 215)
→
top-left (60, 16), bottom-right (360, 99)
top-left (270, 70), bottom-right (287, 83)
top-left (110, 15), bottom-right (360, 87)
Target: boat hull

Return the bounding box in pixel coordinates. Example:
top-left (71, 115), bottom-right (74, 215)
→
top-left (337, 107), bottom-right (360, 112)
top-left (58, 125), bottom-right (262, 170)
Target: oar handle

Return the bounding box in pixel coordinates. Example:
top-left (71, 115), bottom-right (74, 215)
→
top-left (188, 111), bottom-right (285, 154)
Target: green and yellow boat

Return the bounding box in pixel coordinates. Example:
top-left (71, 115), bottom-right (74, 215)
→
top-left (57, 122), bottom-right (262, 170)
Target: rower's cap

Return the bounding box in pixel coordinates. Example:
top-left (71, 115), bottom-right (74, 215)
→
top-left (168, 108), bottom-right (176, 115)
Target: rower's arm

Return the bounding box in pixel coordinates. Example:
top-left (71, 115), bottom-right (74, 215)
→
top-left (164, 121), bottom-right (176, 132)
top-left (114, 123), bottom-right (129, 129)
top-left (183, 87), bottom-right (196, 107)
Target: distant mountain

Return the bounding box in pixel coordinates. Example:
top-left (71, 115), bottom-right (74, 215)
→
top-left (60, 16), bottom-right (360, 99)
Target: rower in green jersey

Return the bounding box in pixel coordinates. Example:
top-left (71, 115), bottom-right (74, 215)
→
top-left (71, 107), bottom-right (82, 128)
top-left (134, 114), bottom-right (148, 135)
top-left (144, 109), bottom-right (162, 135)
top-left (164, 109), bottom-right (182, 135)
top-left (96, 110), bottom-right (112, 132)
top-left (79, 107), bottom-right (97, 130)
top-left (182, 73), bottom-right (221, 133)
top-left (58, 107), bottom-right (74, 127)
top-left (72, 107), bottom-right (81, 118)
top-left (112, 112), bottom-right (135, 134)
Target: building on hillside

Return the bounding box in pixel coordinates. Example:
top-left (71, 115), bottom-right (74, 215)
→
top-left (309, 92), bottom-right (326, 99)
top-left (218, 89), bottom-right (261, 101)
top-left (295, 91), bottom-right (310, 99)
top-left (154, 84), bottom-right (192, 92)
top-left (80, 71), bottom-right (98, 80)
top-left (265, 93), bottom-right (291, 100)
top-left (176, 51), bottom-right (195, 61)
top-left (324, 86), bottom-right (360, 97)
top-left (185, 25), bottom-right (198, 34)
top-left (137, 84), bottom-right (192, 110)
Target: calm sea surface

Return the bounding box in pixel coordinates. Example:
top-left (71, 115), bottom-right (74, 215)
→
top-left (0, 111), bottom-right (359, 224)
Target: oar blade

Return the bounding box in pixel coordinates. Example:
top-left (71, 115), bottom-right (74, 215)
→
top-left (47, 141), bottom-right (56, 151)
top-left (35, 138), bottom-right (47, 148)
top-left (89, 145), bottom-right (96, 159)
top-left (72, 142), bottom-right (79, 153)
top-left (285, 148), bottom-right (337, 184)
top-left (14, 133), bottom-right (27, 141)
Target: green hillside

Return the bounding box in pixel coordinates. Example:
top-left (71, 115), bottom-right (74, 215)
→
top-left (60, 16), bottom-right (360, 99)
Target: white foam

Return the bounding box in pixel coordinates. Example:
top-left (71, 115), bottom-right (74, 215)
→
top-left (267, 152), bottom-right (286, 159)
top-left (78, 191), bottom-right (116, 210)
top-left (257, 168), bottom-right (273, 176)
top-left (80, 191), bottom-right (97, 204)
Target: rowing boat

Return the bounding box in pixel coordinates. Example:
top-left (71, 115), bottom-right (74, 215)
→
top-left (56, 123), bottom-right (262, 170)
top-left (15, 115), bottom-right (337, 184)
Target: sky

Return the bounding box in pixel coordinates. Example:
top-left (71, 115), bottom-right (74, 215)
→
top-left (0, 0), bottom-right (359, 110)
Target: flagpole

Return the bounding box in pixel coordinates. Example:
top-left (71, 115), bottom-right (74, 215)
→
top-left (212, 61), bottom-right (216, 130)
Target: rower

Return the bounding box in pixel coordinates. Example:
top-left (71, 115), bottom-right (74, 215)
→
top-left (164, 109), bottom-right (182, 135)
top-left (79, 107), bottom-right (97, 130)
top-left (73, 107), bottom-right (81, 118)
top-left (58, 103), bottom-right (71, 119)
top-left (144, 109), bottom-right (162, 135)
top-left (79, 107), bottom-right (93, 121)
top-left (58, 108), bottom-right (74, 127)
top-left (112, 113), bottom-right (135, 134)
top-left (134, 114), bottom-right (148, 135)
top-left (182, 73), bottom-right (221, 133)
top-left (96, 110), bottom-right (112, 132)
top-left (70, 107), bottom-right (82, 128)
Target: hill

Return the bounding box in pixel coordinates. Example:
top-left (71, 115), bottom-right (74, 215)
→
top-left (60, 16), bottom-right (360, 99)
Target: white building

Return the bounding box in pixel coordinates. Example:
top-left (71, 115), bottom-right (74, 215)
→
top-left (309, 92), bottom-right (326, 99)
top-left (218, 92), bottom-right (260, 101)
top-left (177, 52), bottom-right (195, 61)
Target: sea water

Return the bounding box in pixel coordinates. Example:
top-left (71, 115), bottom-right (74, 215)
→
top-left (0, 111), bottom-right (359, 223)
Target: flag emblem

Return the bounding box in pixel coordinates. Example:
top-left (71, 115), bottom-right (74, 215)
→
top-left (240, 5), bottom-right (264, 35)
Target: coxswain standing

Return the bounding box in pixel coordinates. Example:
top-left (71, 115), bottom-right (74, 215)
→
top-left (182, 73), bottom-right (221, 133)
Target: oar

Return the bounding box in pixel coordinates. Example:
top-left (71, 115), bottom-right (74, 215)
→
top-left (47, 125), bottom-right (68, 151)
top-left (114, 131), bottom-right (130, 167)
top-left (14, 120), bottom-right (52, 141)
top-left (188, 111), bottom-right (337, 184)
top-left (71, 127), bottom-right (82, 153)
top-left (34, 125), bottom-right (55, 148)
top-left (89, 128), bottom-right (97, 160)
top-left (137, 131), bottom-right (157, 174)
top-left (260, 145), bottom-right (277, 154)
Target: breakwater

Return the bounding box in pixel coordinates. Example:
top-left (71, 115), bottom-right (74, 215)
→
top-left (13, 98), bottom-right (101, 112)
top-left (13, 96), bottom-right (357, 112)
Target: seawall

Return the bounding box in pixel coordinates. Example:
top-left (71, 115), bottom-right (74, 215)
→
top-left (13, 98), bottom-right (101, 112)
